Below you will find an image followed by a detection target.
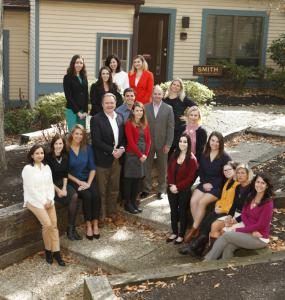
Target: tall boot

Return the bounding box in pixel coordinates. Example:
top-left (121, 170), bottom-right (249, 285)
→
top-left (190, 234), bottom-right (208, 257)
top-left (45, 249), bottom-right (53, 264)
top-left (67, 225), bottom-right (75, 241)
top-left (202, 237), bottom-right (217, 256)
top-left (53, 251), bottom-right (66, 267)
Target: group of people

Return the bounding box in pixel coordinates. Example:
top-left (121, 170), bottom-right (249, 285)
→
top-left (21, 53), bottom-right (274, 266)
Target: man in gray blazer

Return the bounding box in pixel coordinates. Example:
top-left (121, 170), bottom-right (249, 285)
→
top-left (141, 85), bottom-right (174, 199)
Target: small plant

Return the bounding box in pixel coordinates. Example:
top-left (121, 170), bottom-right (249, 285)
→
top-left (4, 107), bottom-right (35, 134)
top-left (267, 33), bottom-right (285, 70)
top-left (34, 93), bottom-right (66, 130)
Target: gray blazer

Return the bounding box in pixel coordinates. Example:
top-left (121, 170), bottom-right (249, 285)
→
top-left (145, 101), bottom-right (174, 150)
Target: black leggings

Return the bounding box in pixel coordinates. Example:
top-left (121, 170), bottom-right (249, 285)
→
top-left (168, 188), bottom-right (191, 237)
top-left (70, 179), bottom-right (101, 222)
top-left (124, 178), bottom-right (141, 205)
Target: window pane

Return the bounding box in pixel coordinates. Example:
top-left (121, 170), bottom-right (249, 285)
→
top-left (206, 15), bottom-right (234, 63)
top-left (235, 16), bottom-right (263, 66)
top-left (101, 38), bottom-right (129, 70)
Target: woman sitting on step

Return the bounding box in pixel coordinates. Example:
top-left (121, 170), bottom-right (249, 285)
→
top-left (46, 134), bottom-right (82, 241)
top-left (179, 161), bottom-right (239, 256)
top-left (204, 173), bottom-right (274, 261)
top-left (22, 145), bottom-right (65, 266)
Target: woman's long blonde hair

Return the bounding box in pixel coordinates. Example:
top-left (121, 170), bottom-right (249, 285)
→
top-left (164, 78), bottom-right (185, 102)
top-left (130, 55), bottom-right (148, 74)
top-left (67, 124), bottom-right (87, 149)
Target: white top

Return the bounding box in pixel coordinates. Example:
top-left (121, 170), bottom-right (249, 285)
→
top-left (105, 111), bottom-right (119, 148)
top-left (113, 71), bottom-right (129, 93)
top-left (153, 101), bottom-right (162, 118)
top-left (22, 164), bottom-right (55, 209)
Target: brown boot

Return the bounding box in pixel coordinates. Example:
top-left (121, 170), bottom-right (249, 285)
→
top-left (184, 227), bottom-right (200, 243)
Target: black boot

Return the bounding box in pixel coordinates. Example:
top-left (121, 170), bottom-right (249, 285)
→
top-left (190, 234), bottom-right (208, 257)
top-left (73, 226), bottom-right (83, 240)
top-left (53, 251), bottom-right (66, 267)
top-left (45, 250), bottom-right (53, 264)
top-left (132, 199), bottom-right (142, 213)
top-left (67, 225), bottom-right (75, 241)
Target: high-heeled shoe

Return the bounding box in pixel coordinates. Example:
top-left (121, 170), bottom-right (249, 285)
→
top-left (174, 237), bottom-right (184, 245)
top-left (166, 234), bottom-right (177, 243)
top-left (93, 234), bottom-right (100, 239)
top-left (86, 234), bottom-right (93, 240)
top-left (53, 251), bottom-right (66, 266)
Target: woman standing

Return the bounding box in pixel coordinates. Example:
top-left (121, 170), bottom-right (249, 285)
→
top-left (22, 145), bottom-right (65, 266)
top-left (128, 55), bottom-right (154, 104)
top-left (185, 131), bottom-right (231, 242)
top-left (205, 173), bottom-right (274, 261)
top-left (124, 102), bottom-right (151, 214)
top-left (67, 125), bottom-right (100, 240)
top-left (105, 54), bottom-right (129, 93)
top-left (46, 134), bottom-right (82, 241)
top-left (63, 55), bottom-right (88, 131)
top-left (167, 134), bottom-right (198, 244)
top-left (90, 66), bottom-right (123, 116)
top-left (184, 106), bottom-right (207, 162)
top-left (164, 79), bottom-right (197, 155)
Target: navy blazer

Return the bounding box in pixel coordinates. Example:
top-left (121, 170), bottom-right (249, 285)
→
top-left (63, 74), bottom-right (88, 113)
top-left (90, 111), bottom-right (125, 168)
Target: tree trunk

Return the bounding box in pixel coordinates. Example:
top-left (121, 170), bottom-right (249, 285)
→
top-left (0, 0), bottom-right (7, 170)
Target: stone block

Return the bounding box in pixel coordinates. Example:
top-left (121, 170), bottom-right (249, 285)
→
top-left (84, 276), bottom-right (116, 300)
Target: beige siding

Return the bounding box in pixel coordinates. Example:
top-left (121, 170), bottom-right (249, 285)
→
top-left (3, 10), bottom-right (29, 101)
top-left (145, 0), bottom-right (285, 79)
top-left (39, 0), bottom-right (134, 83)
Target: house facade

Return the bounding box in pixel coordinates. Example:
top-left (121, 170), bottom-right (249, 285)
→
top-left (3, 0), bottom-right (285, 107)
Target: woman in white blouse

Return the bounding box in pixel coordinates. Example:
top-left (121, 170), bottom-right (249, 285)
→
top-left (105, 54), bottom-right (129, 93)
top-left (22, 144), bottom-right (65, 266)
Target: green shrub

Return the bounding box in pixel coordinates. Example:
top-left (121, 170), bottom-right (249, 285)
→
top-left (267, 33), bottom-right (285, 70)
top-left (269, 71), bottom-right (285, 92)
top-left (160, 80), bottom-right (214, 106)
top-left (34, 93), bottom-right (66, 129)
top-left (4, 107), bottom-right (35, 134)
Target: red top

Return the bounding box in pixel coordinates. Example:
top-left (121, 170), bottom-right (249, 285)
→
top-left (128, 70), bottom-right (154, 104)
top-left (167, 153), bottom-right (198, 191)
top-left (125, 120), bottom-right (151, 158)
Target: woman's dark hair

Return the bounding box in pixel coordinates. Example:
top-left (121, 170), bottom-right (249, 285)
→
top-left (246, 173), bottom-right (275, 206)
top-left (203, 131), bottom-right (225, 159)
top-left (49, 134), bottom-right (67, 158)
top-left (95, 66), bottom-right (116, 89)
top-left (224, 161), bottom-right (238, 190)
top-left (66, 54), bottom-right (87, 78)
top-left (173, 133), bottom-right (192, 163)
top-left (27, 144), bottom-right (46, 166)
top-left (128, 101), bottom-right (148, 128)
top-left (105, 54), bottom-right (121, 73)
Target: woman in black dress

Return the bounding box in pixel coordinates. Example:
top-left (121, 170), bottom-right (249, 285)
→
top-left (63, 55), bottom-right (88, 131)
top-left (46, 134), bottom-right (82, 241)
top-left (163, 78), bottom-right (196, 156)
top-left (185, 131), bottom-right (231, 242)
top-left (90, 66), bottom-right (123, 116)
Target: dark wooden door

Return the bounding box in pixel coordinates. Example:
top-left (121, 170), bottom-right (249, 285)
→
top-left (138, 13), bottom-right (169, 84)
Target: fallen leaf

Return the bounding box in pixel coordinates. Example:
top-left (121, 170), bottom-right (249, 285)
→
top-left (214, 283), bottom-right (220, 288)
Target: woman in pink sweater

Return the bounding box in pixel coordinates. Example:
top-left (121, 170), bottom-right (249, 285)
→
top-left (204, 173), bottom-right (274, 260)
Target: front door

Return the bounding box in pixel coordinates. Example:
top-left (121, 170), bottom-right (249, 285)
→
top-left (138, 13), bottom-right (169, 84)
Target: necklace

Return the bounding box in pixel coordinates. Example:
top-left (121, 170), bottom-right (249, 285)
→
top-left (56, 156), bottom-right (62, 164)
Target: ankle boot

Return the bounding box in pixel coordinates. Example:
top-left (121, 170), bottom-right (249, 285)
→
top-left (53, 251), bottom-right (66, 267)
top-left (132, 199), bottom-right (142, 213)
top-left (45, 250), bottom-right (53, 264)
top-left (67, 225), bottom-right (75, 241)
top-left (190, 235), bottom-right (208, 257)
top-left (73, 226), bottom-right (83, 240)
top-left (124, 202), bottom-right (138, 214)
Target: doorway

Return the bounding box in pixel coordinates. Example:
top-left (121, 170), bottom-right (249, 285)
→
top-left (138, 13), bottom-right (169, 84)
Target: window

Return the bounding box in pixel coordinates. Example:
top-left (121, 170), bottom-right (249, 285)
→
top-left (100, 37), bottom-right (130, 71)
top-left (206, 15), bottom-right (264, 67)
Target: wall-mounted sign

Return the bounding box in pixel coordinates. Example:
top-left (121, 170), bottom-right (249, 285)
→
top-left (193, 65), bottom-right (223, 77)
